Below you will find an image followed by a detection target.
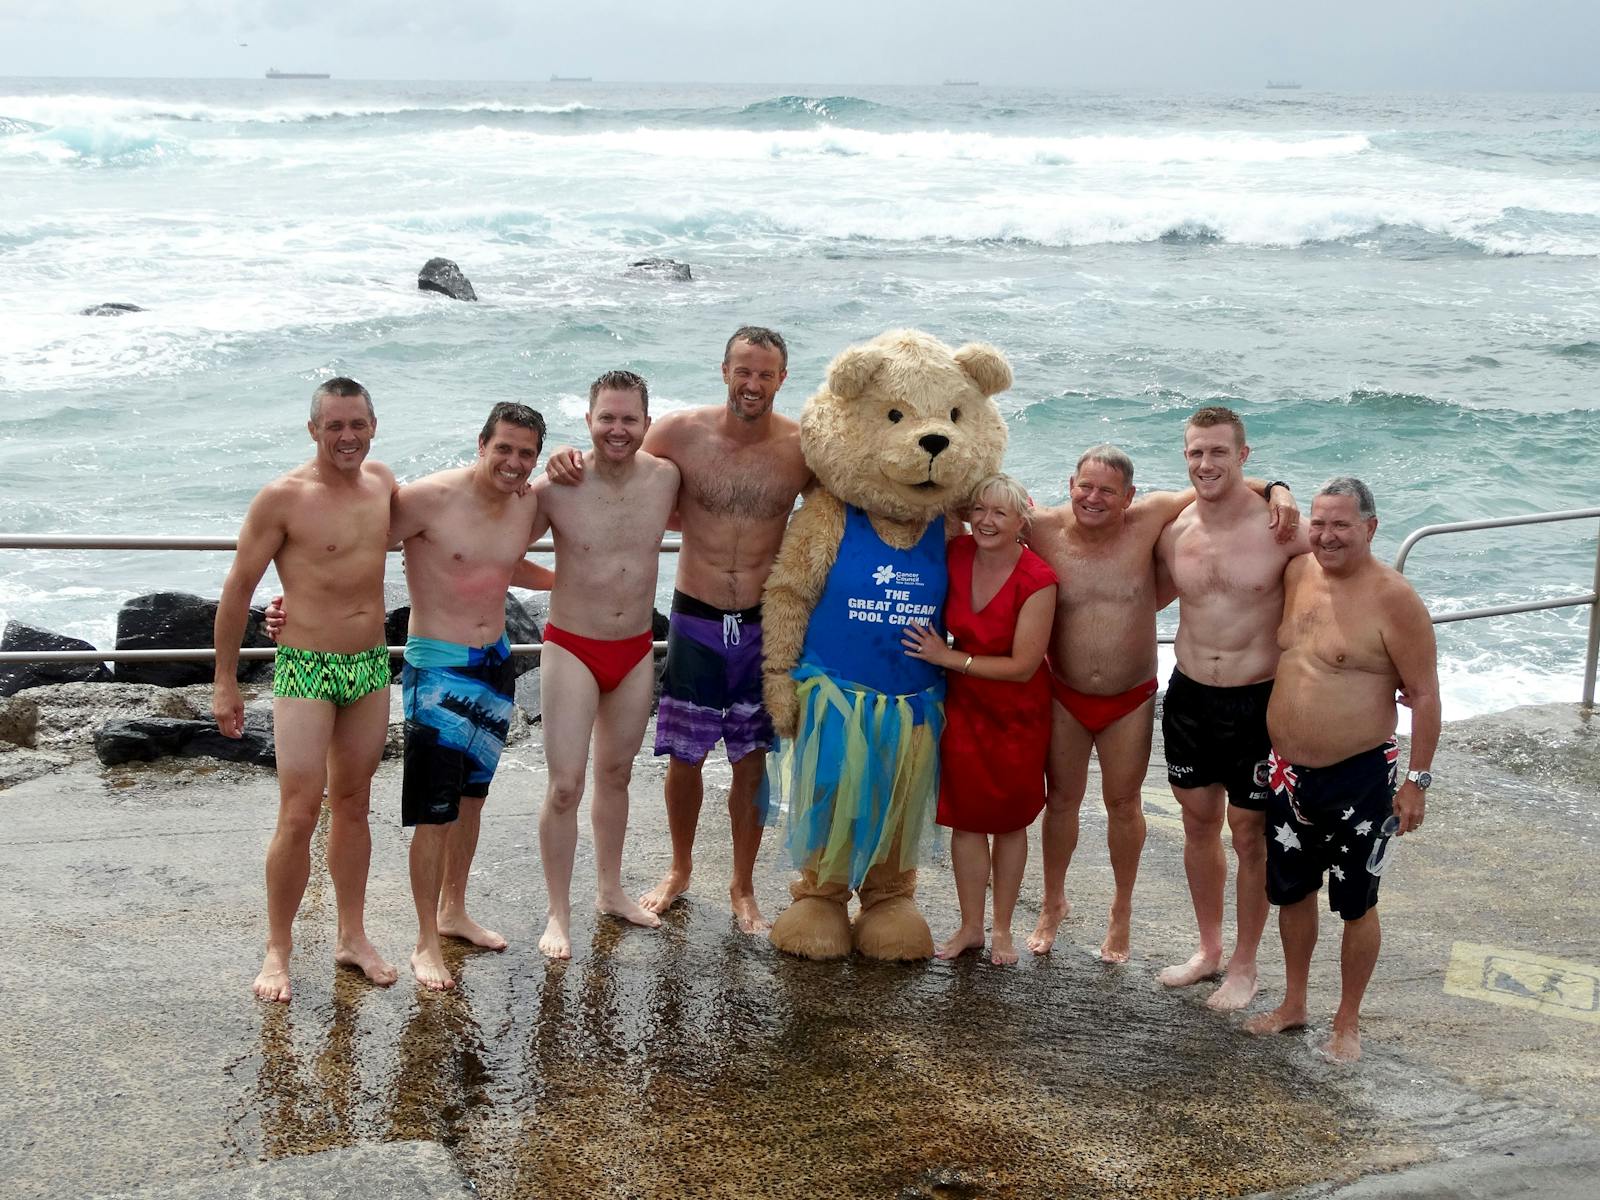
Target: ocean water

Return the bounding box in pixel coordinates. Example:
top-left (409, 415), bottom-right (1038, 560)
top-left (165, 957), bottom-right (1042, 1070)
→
top-left (1, 79), bottom-right (1597, 719)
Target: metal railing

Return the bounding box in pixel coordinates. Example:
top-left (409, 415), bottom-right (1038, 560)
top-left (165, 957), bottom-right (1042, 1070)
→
top-left (1391, 506), bottom-right (1600, 708)
top-left (3, 512), bottom-right (1598, 707)
top-left (0, 534), bottom-right (678, 665)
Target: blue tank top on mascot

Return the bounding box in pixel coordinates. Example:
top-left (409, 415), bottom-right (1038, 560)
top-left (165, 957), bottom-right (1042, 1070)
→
top-left (778, 505), bottom-right (949, 887)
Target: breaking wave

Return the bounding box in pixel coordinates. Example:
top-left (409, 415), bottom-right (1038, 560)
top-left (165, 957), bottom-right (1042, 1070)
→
top-left (731, 94), bottom-right (894, 124)
top-left (0, 119), bottom-right (179, 165)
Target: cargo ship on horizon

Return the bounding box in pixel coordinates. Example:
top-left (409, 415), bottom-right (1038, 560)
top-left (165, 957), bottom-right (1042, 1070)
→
top-left (266, 68), bottom-right (330, 80)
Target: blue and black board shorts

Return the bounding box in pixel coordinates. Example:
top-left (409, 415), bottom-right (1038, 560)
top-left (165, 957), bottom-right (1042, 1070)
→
top-left (400, 634), bottom-right (515, 827)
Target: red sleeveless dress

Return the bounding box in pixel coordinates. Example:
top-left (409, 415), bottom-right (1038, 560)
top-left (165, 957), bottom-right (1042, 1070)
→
top-left (936, 536), bottom-right (1058, 834)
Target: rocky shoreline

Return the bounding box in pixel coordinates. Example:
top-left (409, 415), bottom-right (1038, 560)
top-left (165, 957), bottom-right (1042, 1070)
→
top-left (0, 587), bottom-right (691, 791)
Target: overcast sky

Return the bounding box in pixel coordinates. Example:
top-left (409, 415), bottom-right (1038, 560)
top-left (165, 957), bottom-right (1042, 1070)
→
top-left (1, 0), bottom-right (1597, 91)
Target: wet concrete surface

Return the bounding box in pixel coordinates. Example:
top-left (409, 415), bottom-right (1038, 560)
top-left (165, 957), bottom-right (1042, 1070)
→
top-left (1, 702), bottom-right (1597, 1198)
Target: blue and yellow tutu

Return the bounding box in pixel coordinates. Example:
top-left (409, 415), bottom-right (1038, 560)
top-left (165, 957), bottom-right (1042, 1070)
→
top-left (767, 659), bottom-right (944, 889)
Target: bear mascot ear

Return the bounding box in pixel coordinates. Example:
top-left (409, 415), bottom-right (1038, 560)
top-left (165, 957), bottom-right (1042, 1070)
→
top-left (953, 342), bottom-right (1012, 397)
top-left (826, 344), bottom-right (887, 401)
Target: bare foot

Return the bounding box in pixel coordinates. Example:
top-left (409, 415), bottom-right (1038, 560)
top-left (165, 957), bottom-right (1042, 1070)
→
top-left (1244, 1004), bottom-right (1308, 1036)
top-left (1027, 899), bottom-right (1070, 955)
top-left (639, 869), bottom-right (690, 916)
top-left (333, 934), bottom-right (399, 986)
top-left (253, 947), bottom-right (292, 1003)
top-left (1099, 904), bottom-right (1132, 963)
top-left (437, 910), bottom-right (508, 951)
top-left (989, 930), bottom-right (1019, 966)
top-left (410, 946), bottom-right (455, 991)
top-left (731, 890), bottom-right (771, 935)
top-left (598, 892), bottom-right (663, 929)
top-left (1206, 966), bottom-right (1259, 1012)
top-left (1157, 950), bottom-right (1222, 988)
top-left (1319, 1024), bottom-right (1363, 1063)
top-left (539, 915), bottom-right (572, 960)
top-left (935, 925), bottom-right (987, 961)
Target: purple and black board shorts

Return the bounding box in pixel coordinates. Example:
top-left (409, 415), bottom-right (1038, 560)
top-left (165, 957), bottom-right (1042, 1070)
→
top-left (653, 590), bottom-right (774, 765)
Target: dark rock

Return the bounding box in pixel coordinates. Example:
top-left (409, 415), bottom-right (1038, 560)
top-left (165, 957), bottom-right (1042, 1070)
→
top-left (80, 302), bottom-right (145, 316)
top-left (504, 593), bottom-right (544, 679)
top-left (503, 594), bottom-right (547, 721)
top-left (418, 257), bottom-right (477, 301)
top-left (93, 713), bottom-right (275, 768)
top-left (0, 621), bottom-right (112, 695)
top-left (113, 593), bottom-right (273, 688)
top-left (626, 257), bottom-right (692, 282)
top-left (384, 605), bottom-right (410, 673)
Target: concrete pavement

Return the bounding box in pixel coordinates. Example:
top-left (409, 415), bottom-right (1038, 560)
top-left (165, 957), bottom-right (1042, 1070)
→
top-left (1, 698), bottom-right (1596, 1198)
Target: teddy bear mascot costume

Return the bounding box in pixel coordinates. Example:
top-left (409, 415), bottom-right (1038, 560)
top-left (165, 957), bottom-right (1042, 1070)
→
top-left (761, 328), bottom-right (1011, 960)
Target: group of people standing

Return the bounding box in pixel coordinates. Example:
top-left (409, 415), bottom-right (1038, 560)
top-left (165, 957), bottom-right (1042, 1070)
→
top-left (902, 406), bottom-right (1439, 1062)
top-left (213, 325), bottom-right (1440, 1064)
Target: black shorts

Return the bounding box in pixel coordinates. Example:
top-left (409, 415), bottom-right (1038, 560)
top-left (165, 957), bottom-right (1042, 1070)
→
top-left (1161, 668), bottom-right (1273, 810)
top-left (1265, 740), bottom-right (1399, 921)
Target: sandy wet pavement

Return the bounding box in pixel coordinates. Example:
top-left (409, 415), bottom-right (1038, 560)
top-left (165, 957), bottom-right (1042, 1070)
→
top-left (0, 702), bottom-right (1596, 1198)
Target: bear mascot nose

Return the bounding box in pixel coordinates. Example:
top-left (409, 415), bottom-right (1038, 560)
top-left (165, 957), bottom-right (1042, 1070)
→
top-left (919, 433), bottom-right (950, 457)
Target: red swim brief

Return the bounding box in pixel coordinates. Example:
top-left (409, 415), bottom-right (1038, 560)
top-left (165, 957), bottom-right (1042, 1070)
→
top-left (1049, 672), bottom-right (1158, 735)
top-left (542, 623), bottom-right (654, 694)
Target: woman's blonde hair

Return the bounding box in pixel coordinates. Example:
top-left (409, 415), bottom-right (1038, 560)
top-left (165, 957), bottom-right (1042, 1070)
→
top-left (965, 472), bottom-right (1033, 529)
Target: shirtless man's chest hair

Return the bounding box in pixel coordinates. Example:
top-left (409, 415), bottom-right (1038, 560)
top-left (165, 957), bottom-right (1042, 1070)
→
top-left (272, 465), bottom-right (393, 653)
top-left (1029, 501), bottom-right (1168, 695)
top-left (399, 469), bottom-right (542, 647)
top-left (1160, 499), bottom-right (1301, 686)
top-left (535, 452), bottom-right (680, 637)
top-left (648, 409), bottom-right (810, 611)
top-left (1269, 557), bottom-right (1410, 764)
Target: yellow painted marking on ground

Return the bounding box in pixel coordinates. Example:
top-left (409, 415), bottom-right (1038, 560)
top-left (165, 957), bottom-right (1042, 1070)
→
top-left (1141, 787), bottom-right (1182, 831)
top-left (1444, 941), bottom-right (1600, 1025)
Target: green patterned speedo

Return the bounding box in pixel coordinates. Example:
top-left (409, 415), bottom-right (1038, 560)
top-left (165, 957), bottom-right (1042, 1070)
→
top-left (272, 643), bottom-right (391, 706)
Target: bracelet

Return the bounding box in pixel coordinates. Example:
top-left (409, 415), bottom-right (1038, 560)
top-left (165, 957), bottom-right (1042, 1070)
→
top-left (961, 655), bottom-right (974, 675)
top-left (1264, 480), bottom-right (1289, 498)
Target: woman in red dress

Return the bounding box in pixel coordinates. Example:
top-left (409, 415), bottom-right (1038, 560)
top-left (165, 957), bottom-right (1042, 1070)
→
top-left (902, 474), bottom-right (1057, 964)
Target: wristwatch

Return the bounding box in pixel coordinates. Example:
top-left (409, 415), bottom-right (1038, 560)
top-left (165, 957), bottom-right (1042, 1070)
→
top-left (1405, 769), bottom-right (1433, 791)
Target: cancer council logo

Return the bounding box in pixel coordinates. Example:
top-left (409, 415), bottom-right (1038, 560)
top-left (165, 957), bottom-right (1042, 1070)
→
top-left (872, 564), bottom-right (896, 586)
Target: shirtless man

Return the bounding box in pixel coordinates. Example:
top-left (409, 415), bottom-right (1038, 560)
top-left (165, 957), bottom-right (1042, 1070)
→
top-left (1246, 478), bottom-right (1438, 1062)
top-left (1154, 406), bottom-right (1310, 1011)
top-left (387, 402), bottom-right (551, 989)
top-left (214, 377), bottom-right (398, 1003)
top-left (530, 370), bottom-right (681, 959)
top-left (1025, 445), bottom-right (1298, 962)
top-left (546, 328), bottom-right (811, 933)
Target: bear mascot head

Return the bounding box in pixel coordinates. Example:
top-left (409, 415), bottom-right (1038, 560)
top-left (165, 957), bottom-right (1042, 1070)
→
top-left (759, 328), bottom-right (1011, 960)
